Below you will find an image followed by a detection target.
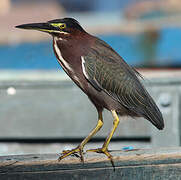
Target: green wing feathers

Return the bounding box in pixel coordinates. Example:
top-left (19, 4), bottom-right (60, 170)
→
top-left (83, 38), bottom-right (164, 130)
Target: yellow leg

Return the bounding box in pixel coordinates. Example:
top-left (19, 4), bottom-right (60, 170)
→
top-left (58, 111), bottom-right (103, 162)
top-left (87, 110), bottom-right (120, 167)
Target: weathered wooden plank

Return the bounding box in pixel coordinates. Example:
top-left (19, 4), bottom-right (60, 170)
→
top-left (0, 164), bottom-right (181, 180)
top-left (0, 147), bottom-right (181, 180)
top-left (1, 164), bottom-right (181, 180)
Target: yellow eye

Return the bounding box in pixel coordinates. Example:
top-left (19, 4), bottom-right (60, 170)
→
top-left (59, 24), bottom-right (66, 29)
top-left (51, 23), bottom-right (66, 29)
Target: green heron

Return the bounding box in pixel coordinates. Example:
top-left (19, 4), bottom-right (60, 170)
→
top-left (16, 18), bottom-right (164, 165)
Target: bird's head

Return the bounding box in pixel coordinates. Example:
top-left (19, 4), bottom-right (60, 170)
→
top-left (16, 18), bottom-right (86, 38)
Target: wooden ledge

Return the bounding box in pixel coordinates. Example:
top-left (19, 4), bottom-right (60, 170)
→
top-left (0, 147), bottom-right (181, 179)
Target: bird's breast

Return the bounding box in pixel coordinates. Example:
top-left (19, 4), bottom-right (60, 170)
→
top-left (53, 38), bottom-right (88, 90)
top-left (53, 38), bottom-right (73, 74)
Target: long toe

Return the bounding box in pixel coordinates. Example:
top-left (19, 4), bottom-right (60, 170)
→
top-left (86, 148), bottom-right (103, 153)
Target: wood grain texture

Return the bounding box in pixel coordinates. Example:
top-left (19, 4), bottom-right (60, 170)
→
top-left (0, 147), bottom-right (181, 180)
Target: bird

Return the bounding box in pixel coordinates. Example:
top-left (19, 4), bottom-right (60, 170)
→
top-left (16, 18), bottom-right (164, 166)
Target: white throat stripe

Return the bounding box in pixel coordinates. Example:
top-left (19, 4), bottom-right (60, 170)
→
top-left (54, 39), bottom-right (72, 72)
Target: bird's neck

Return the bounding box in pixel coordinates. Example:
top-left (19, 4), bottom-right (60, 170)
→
top-left (53, 33), bottom-right (91, 62)
top-left (53, 36), bottom-right (73, 73)
top-left (53, 35), bottom-right (86, 75)
top-left (52, 35), bottom-right (90, 90)
top-left (52, 30), bottom-right (93, 75)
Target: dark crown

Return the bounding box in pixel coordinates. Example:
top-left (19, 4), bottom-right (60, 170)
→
top-left (48, 18), bottom-right (85, 32)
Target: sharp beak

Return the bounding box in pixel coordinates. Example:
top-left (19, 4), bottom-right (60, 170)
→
top-left (15, 22), bottom-right (59, 33)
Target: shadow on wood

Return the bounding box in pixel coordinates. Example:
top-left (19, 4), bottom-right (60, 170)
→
top-left (0, 147), bottom-right (181, 180)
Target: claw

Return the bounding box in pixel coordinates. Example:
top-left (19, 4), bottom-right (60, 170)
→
top-left (87, 148), bottom-right (115, 169)
top-left (58, 146), bottom-right (84, 162)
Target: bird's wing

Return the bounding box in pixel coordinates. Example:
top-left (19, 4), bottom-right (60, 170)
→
top-left (82, 38), bottom-right (164, 129)
top-left (82, 38), bottom-right (146, 109)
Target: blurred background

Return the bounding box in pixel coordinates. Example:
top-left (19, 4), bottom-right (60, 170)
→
top-left (0, 0), bottom-right (181, 156)
top-left (1, 0), bottom-right (181, 68)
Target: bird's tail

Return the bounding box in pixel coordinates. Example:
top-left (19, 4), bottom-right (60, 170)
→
top-left (142, 95), bottom-right (164, 130)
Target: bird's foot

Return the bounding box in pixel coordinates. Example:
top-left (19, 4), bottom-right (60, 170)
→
top-left (87, 148), bottom-right (115, 168)
top-left (58, 146), bottom-right (85, 162)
